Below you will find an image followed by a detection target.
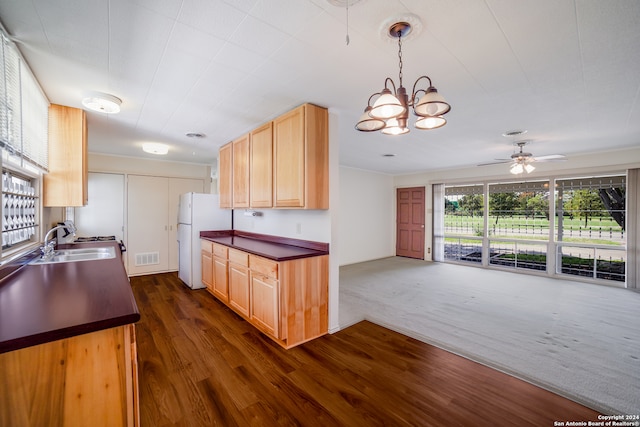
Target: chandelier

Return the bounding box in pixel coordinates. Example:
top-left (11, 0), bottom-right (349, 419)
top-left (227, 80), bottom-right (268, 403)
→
top-left (355, 21), bottom-right (451, 134)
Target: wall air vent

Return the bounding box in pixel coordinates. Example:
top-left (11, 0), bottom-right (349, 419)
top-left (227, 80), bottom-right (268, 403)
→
top-left (135, 252), bottom-right (160, 266)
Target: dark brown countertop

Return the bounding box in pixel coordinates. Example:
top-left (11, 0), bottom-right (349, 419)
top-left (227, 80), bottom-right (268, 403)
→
top-left (200, 230), bottom-right (329, 261)
top-left (0, 241), bottom-right (140, 354)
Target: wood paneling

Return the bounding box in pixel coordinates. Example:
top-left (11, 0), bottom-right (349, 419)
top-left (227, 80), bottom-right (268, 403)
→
top-left (130, 273), bottom-right (600, 427)
top-left (281, 254), bottom-right (328, 345)
top-left (0, 325), bottom-right (138, 427)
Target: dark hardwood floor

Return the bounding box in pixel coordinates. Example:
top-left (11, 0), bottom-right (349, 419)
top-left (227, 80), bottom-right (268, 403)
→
top-left (131, 273), bottom-right (600, 426)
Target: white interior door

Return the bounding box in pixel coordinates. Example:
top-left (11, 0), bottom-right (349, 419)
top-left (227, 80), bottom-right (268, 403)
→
top-left (127, 175), bottom-right (170, 275)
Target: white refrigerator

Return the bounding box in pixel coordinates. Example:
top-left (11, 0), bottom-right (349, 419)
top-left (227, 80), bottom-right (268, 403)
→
top-left (177, 193), bottom-right (231, 289)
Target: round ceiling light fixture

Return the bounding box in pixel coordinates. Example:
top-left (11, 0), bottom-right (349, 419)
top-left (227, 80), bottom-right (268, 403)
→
top-left (82, 92), bottom-right (122, 114)
top-left (142, 142), bottom-right (169, 155)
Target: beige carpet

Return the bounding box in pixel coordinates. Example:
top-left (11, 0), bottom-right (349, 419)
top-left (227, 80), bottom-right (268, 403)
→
top-left (338, 257), bottom-right (640, 415)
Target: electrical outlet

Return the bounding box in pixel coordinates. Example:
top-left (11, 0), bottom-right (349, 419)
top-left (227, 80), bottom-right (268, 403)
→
top-left (296, 223), bottom-right (302, 234)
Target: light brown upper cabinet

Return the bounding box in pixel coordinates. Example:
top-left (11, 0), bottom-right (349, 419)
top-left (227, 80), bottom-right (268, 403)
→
top-left (250, 122), bottom-right (273, 208)
top-left (218, 142), bottom-right (232, 208)
top-left (273, 104), bottom-right (328, 209)
top-left (218, 103), bottom-right (328, 210)
top-left (44, 104), bottom-right (88, 207)
top-left (232, 134), bottom-right (250, 208)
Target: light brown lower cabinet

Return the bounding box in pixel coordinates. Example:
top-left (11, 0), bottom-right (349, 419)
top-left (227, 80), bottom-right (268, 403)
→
top-left (201, 240), bottom-right (214, 293)
top-left (200, 239), bottom-right (328, 348)
top-left (212, 243), bottom-right (229, 302)
top-left (228, 248), bottom-right (251, 318)
top-left (0, 324), bottom-right (139, 427)
top-left (249, 255), bottom-right (280, 338)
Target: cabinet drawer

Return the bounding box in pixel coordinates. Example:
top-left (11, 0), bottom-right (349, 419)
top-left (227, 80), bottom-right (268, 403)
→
top-left (228, 248), bottom-right (249, 266)
top-left (201, 239), bottom-right (213, 253)
top-left (249, 255), bottom-right (278, 279)
top-left (212, 243), bottom-right (228, 258)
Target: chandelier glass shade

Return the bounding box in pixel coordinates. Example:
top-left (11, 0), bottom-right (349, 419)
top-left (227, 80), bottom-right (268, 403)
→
top-left (355, 22), bottom-right (451, 134)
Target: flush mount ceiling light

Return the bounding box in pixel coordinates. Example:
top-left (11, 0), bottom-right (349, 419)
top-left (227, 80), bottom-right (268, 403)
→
top-left (81, 92), bottom-right (122, 114)
top-left (142, 142), bottom-right (169, 155)
top-left (355, 21), bottom-right (451, 134)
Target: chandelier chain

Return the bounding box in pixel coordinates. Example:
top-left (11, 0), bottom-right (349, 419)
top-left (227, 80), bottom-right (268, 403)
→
top-left (397, 31), bottom-right (403, 88)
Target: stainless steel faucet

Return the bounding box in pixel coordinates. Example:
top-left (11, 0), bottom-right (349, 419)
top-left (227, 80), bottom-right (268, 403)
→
top-left (41, 221), bottom-right (77, 258)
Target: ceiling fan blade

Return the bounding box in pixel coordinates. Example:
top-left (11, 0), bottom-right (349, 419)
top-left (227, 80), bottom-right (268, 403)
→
top-left (477, 159), bottom-right (513, 166)
top-left (533, 154), bottom-right (567, 162)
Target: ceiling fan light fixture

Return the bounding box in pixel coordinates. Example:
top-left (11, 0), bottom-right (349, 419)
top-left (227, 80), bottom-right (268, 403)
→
top-left (524, 163), bottom-right (535, 173)
top-left (82, 92), bottom-right (122, 114)
top-left (510, 163), bottom-right (524, 175)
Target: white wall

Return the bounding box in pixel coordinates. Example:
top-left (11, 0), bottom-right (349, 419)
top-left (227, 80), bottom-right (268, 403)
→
top-left (338, 166), bottom-right (395, 266)
top-left (89, 153), bottom-right (213, 192)
top-left (233, 209), bottom-right (330, 242)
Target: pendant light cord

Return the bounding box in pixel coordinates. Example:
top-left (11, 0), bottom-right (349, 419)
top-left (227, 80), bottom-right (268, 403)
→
top-left (397, 30), bottom-right (403, 87)
top-left (345, 1), bottom-right (350, 45)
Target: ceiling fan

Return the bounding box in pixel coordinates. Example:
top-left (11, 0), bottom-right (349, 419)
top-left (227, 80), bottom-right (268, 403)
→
top-left (478, 141), bottom-right (567, 175)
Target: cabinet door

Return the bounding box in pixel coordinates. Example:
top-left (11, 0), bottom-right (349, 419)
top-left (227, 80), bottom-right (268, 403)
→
top-left (44, 104), bottom-right (88, 207)
top-left (202, 250), bottom-right (213, 293)
top-left (273, 105), bottom-right (305, 207)
top-left (168, 178), bottom-right (204, 271)
top-left (250, 122), bottom-right (273, 208)
top-left (250, 273), bottom-right (279, 338)
top-left (213, 256), bottom-right (229, 302)
top-left (219, 143), bottom-right (233, 208)
top-left (232, 134), bottom-right (250, 208)
top-left (228, 249), bottom-right (250, 318)
top-left (127, 175), bottom-right (170, 275)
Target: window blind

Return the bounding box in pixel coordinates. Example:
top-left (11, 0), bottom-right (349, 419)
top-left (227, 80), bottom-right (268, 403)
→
top-left (0, 32), bottom-right (49, 171)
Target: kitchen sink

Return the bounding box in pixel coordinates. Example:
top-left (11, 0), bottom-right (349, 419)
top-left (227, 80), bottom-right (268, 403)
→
top-left (30, 246), bottom-right (116, 265)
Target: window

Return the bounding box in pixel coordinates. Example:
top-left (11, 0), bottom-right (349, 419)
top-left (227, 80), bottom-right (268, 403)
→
top-left (439, 174), bottom-right (628, 285)
top-left (555, 175), bottom-right (626, 282)
top-left (488, 181), bottom-right (550, 272)
top-left (444, 185), bottom-right (484, 263)
top-left (0, 30), bottom-right (48, 258)
top-left (2, 167), bottom-right (39, 251)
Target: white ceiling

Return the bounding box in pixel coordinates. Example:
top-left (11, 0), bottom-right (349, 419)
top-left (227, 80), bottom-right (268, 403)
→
top-left (1, 0), bottom-right (639, 175)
